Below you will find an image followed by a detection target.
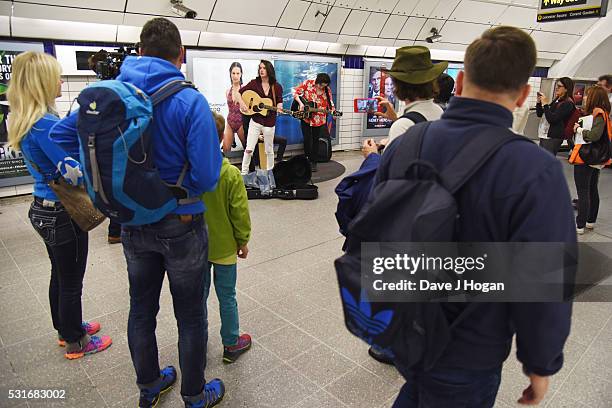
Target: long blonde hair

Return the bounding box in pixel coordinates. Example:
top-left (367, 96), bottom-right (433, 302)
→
top-left (7, 51), bottom-right (61, 150)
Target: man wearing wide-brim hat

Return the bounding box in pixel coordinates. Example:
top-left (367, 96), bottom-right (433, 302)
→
top-left (371, 46), bottom-right (448, 146)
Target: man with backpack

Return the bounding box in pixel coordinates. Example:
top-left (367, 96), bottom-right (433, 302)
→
top-left (337, 26), bottom-right (575, 407)
top-left (51, 18), bottom-right (224, 408)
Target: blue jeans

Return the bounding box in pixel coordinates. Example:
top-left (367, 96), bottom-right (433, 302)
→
top-left (393, 365), bottom-right (502, 408)
top-left (122, 214), bottom-right (209, 397)
top-left (205, 263), bottom-right (239, 346)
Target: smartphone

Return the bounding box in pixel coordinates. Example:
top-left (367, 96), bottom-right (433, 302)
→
top-left (354, 98), bottom-right (379, 113)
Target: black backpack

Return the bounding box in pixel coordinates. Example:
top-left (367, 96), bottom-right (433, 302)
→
top-left (335, 122), bottom-right (529, 370)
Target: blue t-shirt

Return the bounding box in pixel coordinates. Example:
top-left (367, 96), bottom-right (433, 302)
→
top-left (20, 114), bottom-right (82, 201)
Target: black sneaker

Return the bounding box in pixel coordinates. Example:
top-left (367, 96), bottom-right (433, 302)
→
top-left (368, 346), bottom-right (394, 365)
top-left (139, 366), bottom-right (177, 408)
top-left (223, 333), bottom-right (252, 364)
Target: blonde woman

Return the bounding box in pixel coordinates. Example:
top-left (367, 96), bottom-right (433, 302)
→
top-left (7, 52), bottom-right (111, 359)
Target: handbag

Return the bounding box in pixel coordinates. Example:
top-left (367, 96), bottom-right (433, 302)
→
top-left (569, 109), bottom-right (612, 166)
top-left (48, 177), bottom-right (106, 231)
top-left (24, 155), bottom-right (106, 232)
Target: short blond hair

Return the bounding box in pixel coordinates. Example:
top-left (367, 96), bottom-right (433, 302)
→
top-left (7, 52), bottom-right (61, 150)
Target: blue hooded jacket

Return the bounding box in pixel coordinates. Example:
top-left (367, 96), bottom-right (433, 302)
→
top-left (51, 56), bottom-right (222, 215)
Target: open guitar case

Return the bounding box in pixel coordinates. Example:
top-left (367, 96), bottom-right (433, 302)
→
top-left (246, 155), bottom-right (318, 200)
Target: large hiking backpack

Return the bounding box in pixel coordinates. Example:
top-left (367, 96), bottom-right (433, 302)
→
top-left (335, 110), bottom-right (427, 237)
top-left (335, 123), bottom-right (529, 370)
top-left (76, 80), bottom-right (197, 225)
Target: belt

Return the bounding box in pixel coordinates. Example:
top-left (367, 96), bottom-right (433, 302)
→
top-left (162, 213), bottom-right (200, 224)
top-left (34, 197), bottom-right (62, 208)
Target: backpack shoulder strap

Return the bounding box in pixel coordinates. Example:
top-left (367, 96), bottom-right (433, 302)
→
top-left (151, 80), bottom-right (196, 106)
top-left (387, 121), bottom-right (431, 179)
top-left (401, 111), bottom-right (427, 124)
top-left (440, 127), bottom-right (529, 194)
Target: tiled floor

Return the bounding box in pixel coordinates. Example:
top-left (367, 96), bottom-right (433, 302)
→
top-left (0, 151), bottom-right (611, 408)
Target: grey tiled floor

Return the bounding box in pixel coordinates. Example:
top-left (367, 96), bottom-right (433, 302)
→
top-left (0, 151), bottom-right (611, 408)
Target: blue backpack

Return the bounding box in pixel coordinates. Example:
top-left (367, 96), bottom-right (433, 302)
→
top-left (76, 80), bottom-right (198, 225)
top-left (335, 123), bottom-right (528, 370)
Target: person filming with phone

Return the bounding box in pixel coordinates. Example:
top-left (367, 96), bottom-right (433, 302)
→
top-left (361, 46), bottom-right (448, 157)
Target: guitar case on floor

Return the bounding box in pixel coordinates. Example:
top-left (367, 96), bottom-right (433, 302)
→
top-left (246, 155), bottom-right (318, 200)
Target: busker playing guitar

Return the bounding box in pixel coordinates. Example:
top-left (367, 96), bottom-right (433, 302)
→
top-left (238, 60), bottom-right (283, 175)
top-left (293, 73), bottom-right (335, 172)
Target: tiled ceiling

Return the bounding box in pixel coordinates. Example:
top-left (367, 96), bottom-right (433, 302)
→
top-left (0, 0), bottom-right (607, 60)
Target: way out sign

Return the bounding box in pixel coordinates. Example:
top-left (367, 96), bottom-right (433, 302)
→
top-left (537, 0), bottom-right (608, 22)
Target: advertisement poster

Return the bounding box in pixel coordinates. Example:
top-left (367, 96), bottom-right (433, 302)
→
top-left (366, 66), bottom-right (395, 130)
top-left (188, 52), bottom-right (341, 149)
top-left (573, 83), bottom-right (586, 106)
top-left (0, 42), bottom-right (44, 187)
top-left (274, 59), bottom-right (340, 145)
top-left (191, 57), bottom-right (260, 123)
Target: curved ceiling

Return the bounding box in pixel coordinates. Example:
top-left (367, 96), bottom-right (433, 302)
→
top-left (0, 0), bottom-right (607, 61)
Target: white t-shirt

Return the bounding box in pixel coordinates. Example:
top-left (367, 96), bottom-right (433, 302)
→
top-left (387, 99), bottom-right (444, 144)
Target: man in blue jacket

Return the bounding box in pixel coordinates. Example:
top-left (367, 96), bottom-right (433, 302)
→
top-left (51, 18), bottom-right (224, 408)
top-left (377, 27), bottom-right (575, 407)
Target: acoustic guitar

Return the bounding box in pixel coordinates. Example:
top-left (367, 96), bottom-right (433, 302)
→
top-left (241, 90), bottom-right (305, 119)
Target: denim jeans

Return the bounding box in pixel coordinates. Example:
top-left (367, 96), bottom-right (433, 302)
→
top-left (574, 165), bottom-right (600, 228)
top-left (205, 263), bottom-right (239, 346)
top-left (29, 199), bottom-right (88, 343)
top-left (122, 214), bottom-right (209, 398)
top-left (393, 365), bottom-right (502, 408)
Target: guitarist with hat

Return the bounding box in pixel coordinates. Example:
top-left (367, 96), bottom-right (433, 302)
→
top-left (293, 73), bottom-right (336, 172)
top-left (238, 60), bottom-right (283, 175)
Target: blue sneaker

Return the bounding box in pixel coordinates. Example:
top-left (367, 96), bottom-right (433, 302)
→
top-left (139, 366), bottom-right (177, 408)
top-left (183, 379), bottom-right (225, 408)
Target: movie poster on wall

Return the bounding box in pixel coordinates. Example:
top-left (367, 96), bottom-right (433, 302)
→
top-left (366, 65), bottom-right (395, 130)
top-left (273, 58), bottom-right (340, 145)
top-left (190, 56), bottom-right (260, 150)
top-left (0, 41), bottom-right (45, 187)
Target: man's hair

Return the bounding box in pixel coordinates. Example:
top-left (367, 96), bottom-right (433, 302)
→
top-left (140, 18), bottom-right (182, 62)
top-left (584, 85), bottom-right (611, 115)
top-left (211, 111), bottom-right (225, 142)
top-left (315, 73), bottom-right (331, 85)
top-left (393, 77), bottom-right (436, 102)
top-left (598, 74), bottom-right (612, 86)
top-left (464, 26), bottom-right (536, 93)
top-left (258, 60), bottom-right (276, 85)
top-left (435, 73), bottom-right (455, 104)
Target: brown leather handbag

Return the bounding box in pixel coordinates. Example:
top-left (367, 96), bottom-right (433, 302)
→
top-left (24, 156), bottom-right (105, 232)
top-left (48, 177), bottom-right (106, 232)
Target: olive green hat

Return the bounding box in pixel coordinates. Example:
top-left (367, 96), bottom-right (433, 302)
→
top-left (385, 46), bottom-right (448, 85)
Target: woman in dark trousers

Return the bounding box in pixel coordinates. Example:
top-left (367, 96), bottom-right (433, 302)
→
top-left (536, 77), bottom-right (575, 156)
top-left (7, 51), bottom-right (112, 359)
top-left (571, 86), bottom-right (611, 234)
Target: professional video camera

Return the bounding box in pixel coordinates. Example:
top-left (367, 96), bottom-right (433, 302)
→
top-left (90, 45), bottom-right (139, 80)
